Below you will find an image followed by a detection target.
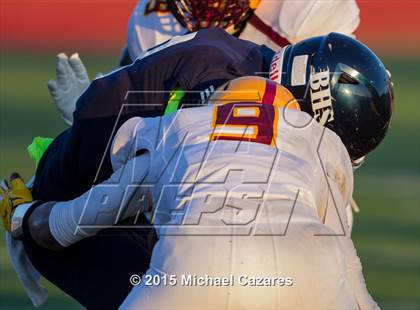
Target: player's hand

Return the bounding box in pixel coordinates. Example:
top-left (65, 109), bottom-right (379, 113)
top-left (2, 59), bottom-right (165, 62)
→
top-left (47, 53), bottom-right (90, 126)
top-left (0, 173), bottom-right (33, 232)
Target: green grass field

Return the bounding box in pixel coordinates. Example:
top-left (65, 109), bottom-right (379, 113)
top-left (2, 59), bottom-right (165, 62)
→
top-left (0, 52), bottom-right (419, 309)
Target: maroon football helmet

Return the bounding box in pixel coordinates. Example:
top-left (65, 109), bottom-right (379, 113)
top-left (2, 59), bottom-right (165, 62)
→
top-left (167, 0), bottom-right (260, 34)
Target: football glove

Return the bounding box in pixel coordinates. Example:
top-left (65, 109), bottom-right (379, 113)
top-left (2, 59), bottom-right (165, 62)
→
top-left (0, 173), bottom-right (33, 232)
top-left (47, 53), bottom-right (90, 126)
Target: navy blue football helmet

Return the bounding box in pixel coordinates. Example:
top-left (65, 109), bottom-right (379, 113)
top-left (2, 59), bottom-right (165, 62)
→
top-left (270, 32), bottom-right (394, 162)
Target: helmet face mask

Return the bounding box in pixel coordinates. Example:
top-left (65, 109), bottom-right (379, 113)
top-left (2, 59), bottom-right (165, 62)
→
top-left (167, 0), bottom-right (259, 34)
top-left (270, 32), bottom-right (394, 161)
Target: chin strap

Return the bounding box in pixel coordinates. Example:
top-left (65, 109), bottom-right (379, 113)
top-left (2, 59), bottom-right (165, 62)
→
top-left (352, 156), bottom-right (366, 170)
top-left (350, 197), bottom-right (360, 213)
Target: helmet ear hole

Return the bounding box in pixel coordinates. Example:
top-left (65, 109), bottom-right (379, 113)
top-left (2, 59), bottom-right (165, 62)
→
top-left (338, 72), bottom-right (359, 85)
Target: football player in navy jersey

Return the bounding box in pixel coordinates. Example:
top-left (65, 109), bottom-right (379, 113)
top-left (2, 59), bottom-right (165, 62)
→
top-left (1, 30), bottom-right (393, 309)
top-left (14, 29), bottom-right (275, 309)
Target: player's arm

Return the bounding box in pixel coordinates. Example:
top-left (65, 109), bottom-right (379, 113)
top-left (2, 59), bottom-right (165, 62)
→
top-left (2, 151), bottom-right (151, 251)
top-left (27, 201), bottom-right (63, 250)
top-left (0, 174), bottom-right (62, 249)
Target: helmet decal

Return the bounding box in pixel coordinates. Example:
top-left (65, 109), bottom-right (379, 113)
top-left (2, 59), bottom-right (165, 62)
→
top-left (309, 67), bottom-right (334, 126)
top-left (290, 55), bottom-right (308, 86)
top-left (269, 46), bottom-right (289, 84)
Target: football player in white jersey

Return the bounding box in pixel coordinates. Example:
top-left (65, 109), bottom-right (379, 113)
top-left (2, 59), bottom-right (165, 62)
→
top-left (115, 77), bottom-right (375, 309)
top-left (125, 0), bottom-right (360, 62)
top-left (3, 77), bottom-right (383, 309)
top-left (2, 34), bottom-right (393, 309)
top-left (49, 0), bottom-right (360, 116)
top-left (46, 1), bottom-right (361, 232)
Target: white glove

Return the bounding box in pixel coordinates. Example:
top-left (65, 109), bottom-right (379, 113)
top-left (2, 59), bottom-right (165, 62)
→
top-left (47, 53), bottom-right (90, 126)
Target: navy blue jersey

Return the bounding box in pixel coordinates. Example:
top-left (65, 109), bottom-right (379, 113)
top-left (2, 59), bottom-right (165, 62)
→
top-left (32, 28), bottom-right (274, 201)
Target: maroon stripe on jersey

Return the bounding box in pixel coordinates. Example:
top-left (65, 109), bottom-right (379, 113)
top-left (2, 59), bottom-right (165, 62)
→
top-left (261, 80), bottom-right (277, 105)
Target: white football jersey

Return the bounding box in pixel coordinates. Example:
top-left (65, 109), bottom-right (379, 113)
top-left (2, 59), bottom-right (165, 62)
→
top-left (48, 100), bottom-right (374, 310)
top-left (127, 0), bottom-right (360, 59)
top-left (113, 105), bottom-right (378, 310)
top-left (111, 103), bottom-right (353, 233)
